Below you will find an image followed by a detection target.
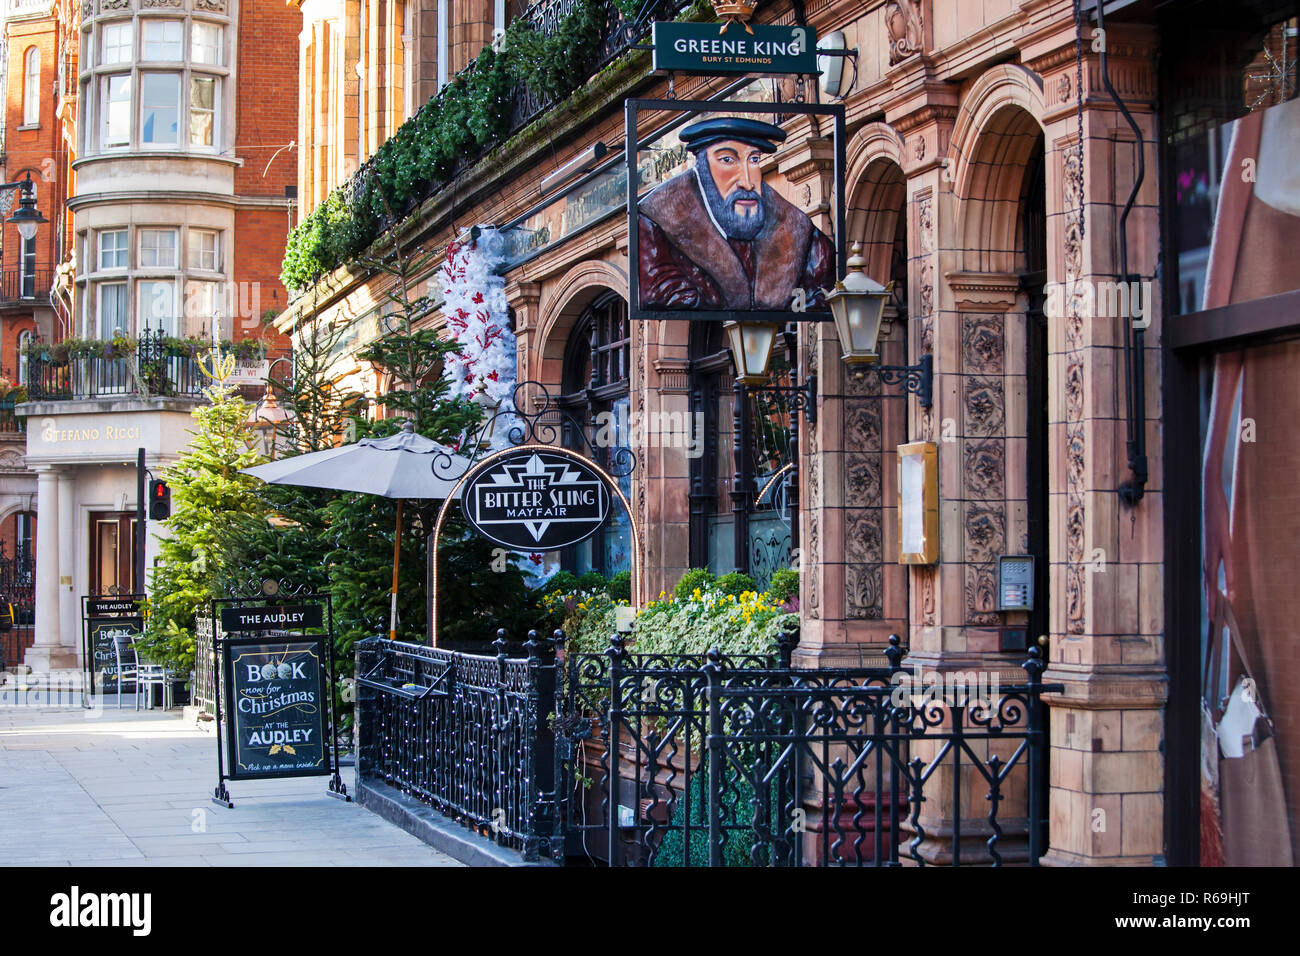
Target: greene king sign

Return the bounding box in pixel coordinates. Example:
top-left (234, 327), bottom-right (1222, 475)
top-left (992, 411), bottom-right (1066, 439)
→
top-left (462, 449), bottom-right (610, 551)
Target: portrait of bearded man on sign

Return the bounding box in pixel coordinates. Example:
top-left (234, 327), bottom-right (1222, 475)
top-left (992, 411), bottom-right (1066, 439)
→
top-left (637, 116), bottom-right (836, 312)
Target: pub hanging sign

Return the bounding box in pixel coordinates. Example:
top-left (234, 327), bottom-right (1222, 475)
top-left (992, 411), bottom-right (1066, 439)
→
top-left (651, 22), bottom-right (817, 76)
top-left (461, 448), bottom-right (611, 551)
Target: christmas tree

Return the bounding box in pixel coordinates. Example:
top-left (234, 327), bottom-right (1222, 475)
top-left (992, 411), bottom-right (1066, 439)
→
top-left (137, 361), bottom-right (267, 673)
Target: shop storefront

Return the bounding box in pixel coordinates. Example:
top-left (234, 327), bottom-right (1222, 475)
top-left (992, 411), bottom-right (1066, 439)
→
top-left (17, 396), bottom-right (196, 670)
top-left (1163, 0), bottom-right (1300, 867)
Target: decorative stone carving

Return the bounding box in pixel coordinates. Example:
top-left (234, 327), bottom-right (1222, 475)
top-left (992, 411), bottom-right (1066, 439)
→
top-left (194, 0), bottom-right (227, 10)
top-left (1057, 73), bottom-right (1071, 104)
top-left (913, 135), bottom-right (926, 161)
top-left (100, 0), bottom-right (131, 9)
top-left (962, 313), bottom-right (1003, 374)
top-left (917, 565), bottom-right (936, 626)
top-left (846, 511), bottom-right (883, 565)
top-left (141, 0), bottom-right (181, 7)
top-left (845, 454), bottom-right (882, 507)
top-left (885, 0), bottom-right (924, 65)
top-left (965, 564), bottom-right (1000, 625)
top-left (963, 440), bottom-right (1005, 501)
top-left (844, 402), bottom-right (882, 452)
top-left (963, 376), bottom-right (1004, 435)
top-left (847, 565), bottom-right (883, 620)
top-left (964, 503), bottom-right (1005, 563)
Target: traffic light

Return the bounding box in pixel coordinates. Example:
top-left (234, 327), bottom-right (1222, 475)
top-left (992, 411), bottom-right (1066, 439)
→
top-left (149, 479), bottom-right (171, 520)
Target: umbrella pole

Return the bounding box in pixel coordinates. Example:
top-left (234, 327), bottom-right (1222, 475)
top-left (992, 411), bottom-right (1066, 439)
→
top-left (389, 499), bottom-right (402, 641)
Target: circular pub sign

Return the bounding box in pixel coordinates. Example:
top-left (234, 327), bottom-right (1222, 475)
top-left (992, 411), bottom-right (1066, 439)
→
top-left (461, 448), bottom-right (612, 551)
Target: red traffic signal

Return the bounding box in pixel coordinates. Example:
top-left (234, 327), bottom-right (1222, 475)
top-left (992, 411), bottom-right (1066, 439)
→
top-left (149, 479), bottom-right (171, 520)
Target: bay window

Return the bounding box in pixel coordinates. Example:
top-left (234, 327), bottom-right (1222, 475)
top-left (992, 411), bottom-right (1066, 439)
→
top-left (191, 22), bottom-right (222, 65)
top-left (141, 72), bottom-right (180, 145)
top-left (186, 229), bottom-right (219, 271)
top-left (97, 282), bottom-right (130, 338)
top-left (100, 22), bottom-right (132, 65)
top-left (101, 74), bottom-right (132, 148)
top-left (190, 76), bottom-right (216, 147)
top-left (142, 20), bottom-right (183, 61)
top-left (98, 229), bottom-right (128, 270)
top-left (137, 280), bottom-right (177, 335)
top-left (139, 228), bottom-right (177, 268)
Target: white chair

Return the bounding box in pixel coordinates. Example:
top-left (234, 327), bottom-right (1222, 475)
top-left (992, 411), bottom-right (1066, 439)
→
top-left (135, 662), bottom-right (170, 711)
top-left (110, 633), bottom-right (139, 709)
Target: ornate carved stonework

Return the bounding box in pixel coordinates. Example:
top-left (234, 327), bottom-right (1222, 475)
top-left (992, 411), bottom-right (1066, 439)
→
top-left (963, 440), bottom-right (1005, 501)
top-left (917, 565), bottom-right (936, 626)
top-left (963, 376), bottom-right (1005, 436)
top-left (141, 0), bottom-right (181, 7)
top-left (885, 0), bottom-right (924, 66)
top-left (100, 0), bottom-right (131, 9)
top-left (194, 0), bottom-right (227, 10)
top-left (847, 565), bottom-right (883, 620)
top-left (964, 503), bottom-right (1005, 563)
top-left (1062, 139), bottom-right (1088, 636)
top-left (962, 313), bottom-right (1003, 374)
top-left (1057, 73), bottom-right (1071, 104)
top-left (965, 564), bottom-right (999, 625)
top-left (845, 454), bottom-right (882, 507)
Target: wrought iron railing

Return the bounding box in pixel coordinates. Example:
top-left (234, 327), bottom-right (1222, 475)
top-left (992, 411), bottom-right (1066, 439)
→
top-left (354, 633), bottom-right (563, 861)
top-left (0, 398), bottom-right (25, 433)
top-left (23, 331), bottom-right (206, 402)
top-left (0, 269), bottom-right (53, 304)
top-left (358, 630), bottom-right (1059, 866)
top-left (0, 542), bottom-right (34, 673)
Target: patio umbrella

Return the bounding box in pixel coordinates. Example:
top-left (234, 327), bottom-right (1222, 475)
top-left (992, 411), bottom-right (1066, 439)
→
top-left (242, 421), bottom-right (470, 641)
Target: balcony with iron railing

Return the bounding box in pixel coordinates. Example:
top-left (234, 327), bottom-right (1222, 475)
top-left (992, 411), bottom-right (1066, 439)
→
top-left (20, 331), bottom-right (217, 404)
top-left (0, 270), bottom-right (54, 308)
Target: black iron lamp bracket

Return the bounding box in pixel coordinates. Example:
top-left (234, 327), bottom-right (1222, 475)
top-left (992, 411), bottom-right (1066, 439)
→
top-left (746, 373), bottom-right (818, 425)
top-left (867, 354), bottom-right (933, 409)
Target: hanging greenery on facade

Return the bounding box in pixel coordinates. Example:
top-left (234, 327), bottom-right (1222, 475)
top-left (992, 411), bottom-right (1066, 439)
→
top-left (280, 0), bottom-right (610, 292)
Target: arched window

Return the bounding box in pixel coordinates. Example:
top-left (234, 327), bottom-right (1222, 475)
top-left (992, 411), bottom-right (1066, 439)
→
top-left (17, 329), bottom-right (33, 388)
top-left (688, 321), bottom-right (797, 589)
top-left (558, 291), bottom-right (630, 578)
top-left (23, 47), bottom-right (40, 126)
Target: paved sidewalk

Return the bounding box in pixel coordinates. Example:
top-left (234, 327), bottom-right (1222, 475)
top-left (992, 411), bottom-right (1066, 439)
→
top-left (0, 680), bottom-right (461, 867)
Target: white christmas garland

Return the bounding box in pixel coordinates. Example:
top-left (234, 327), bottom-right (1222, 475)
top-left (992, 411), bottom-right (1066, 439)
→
top-left (439, 227), bottom-right (516, 413)
top-left (439, 228), bottom-right (558, 584)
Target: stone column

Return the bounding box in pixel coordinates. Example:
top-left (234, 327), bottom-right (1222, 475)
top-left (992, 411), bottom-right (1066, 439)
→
top-left (1030, 27), bottom-right (1167, 866)
top-left (58, 469), bottom-right (77, 661)
top-left (26, 466), bottom-right (75, 671)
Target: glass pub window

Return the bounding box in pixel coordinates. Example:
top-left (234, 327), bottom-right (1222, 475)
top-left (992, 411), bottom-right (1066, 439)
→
top-left (559, 292), bottom-right (631, 577)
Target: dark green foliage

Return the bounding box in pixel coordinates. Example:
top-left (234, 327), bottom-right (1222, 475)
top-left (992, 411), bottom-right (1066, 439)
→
top-left (138, 379), bottom-right (266, 673)
top-left (607, 569), bottom-right (632, 602)
top-left (768, 567), bottom-right (799, 604)
top-left (280, 0), bottom-right (615, 292)
top-left (542, 570), bottom-right (580, 595)
top-left (714, 571), bottom-right (757, 597)
top-left (577, 570), bottom-right (607, 592)
top-left (673, 568), bottom-right (716, 601)
top-left (651, 769), bottom-right (770, 868)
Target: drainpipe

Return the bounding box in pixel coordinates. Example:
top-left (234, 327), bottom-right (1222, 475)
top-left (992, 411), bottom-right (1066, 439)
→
top-left (1097, 1), bottom-right (1148, 505)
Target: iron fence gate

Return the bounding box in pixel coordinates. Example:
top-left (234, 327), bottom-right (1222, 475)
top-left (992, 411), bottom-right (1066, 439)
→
top-left (0, 542), bottom-right (34, 672)
top-left (353, 630), bottom-right (1058, 866)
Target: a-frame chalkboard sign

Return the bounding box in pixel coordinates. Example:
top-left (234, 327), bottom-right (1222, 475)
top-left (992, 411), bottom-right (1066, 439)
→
top-left (209, 579), bottom-right (348, 808)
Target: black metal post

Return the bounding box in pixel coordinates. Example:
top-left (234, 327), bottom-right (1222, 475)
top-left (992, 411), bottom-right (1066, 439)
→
top-left (135, 448), bottom-right (146, 594)
top-left (606, 631), bottom-right (625, 866)
top-left (704, 649), bottom-right (723, 867)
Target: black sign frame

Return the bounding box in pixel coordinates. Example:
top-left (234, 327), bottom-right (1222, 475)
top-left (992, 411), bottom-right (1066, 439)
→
top-left (625, 97), bottom-right (846, 325)
top-left (80, 592), bottom-right (146, 703)
top-left (459, 448), bottom-right (613, 552)
top-left (221, 636), bottom-right (331, 781)
top-left (209, 587), bottom-right (348, 807)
